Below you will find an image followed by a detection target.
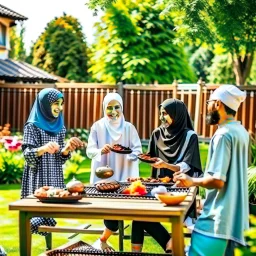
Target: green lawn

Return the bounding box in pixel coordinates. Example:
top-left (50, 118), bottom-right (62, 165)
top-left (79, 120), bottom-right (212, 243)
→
top-left (0, 144), bottom-right (208, 255)
top-left (0, 184), bottom-right (175, 256)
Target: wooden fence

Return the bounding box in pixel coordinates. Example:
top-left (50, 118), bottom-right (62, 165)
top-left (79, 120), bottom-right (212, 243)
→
top-left (0, 81), bottom-right (255, 140)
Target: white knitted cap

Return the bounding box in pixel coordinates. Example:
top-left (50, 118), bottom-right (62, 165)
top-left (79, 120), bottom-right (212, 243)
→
top-left (209, 85), bottom-right (246, 111)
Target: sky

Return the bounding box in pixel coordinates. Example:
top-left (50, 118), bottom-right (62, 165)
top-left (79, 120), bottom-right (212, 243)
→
top-left (1, 0), bottom-right (101, 52)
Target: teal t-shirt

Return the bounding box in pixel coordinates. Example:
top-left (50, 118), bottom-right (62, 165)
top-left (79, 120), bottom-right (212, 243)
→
top-left (194, 121), bottom-right (249, 245)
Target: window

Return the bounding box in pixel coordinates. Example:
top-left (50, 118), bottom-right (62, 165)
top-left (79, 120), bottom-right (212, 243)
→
top-left (0, 22), bottom-right (6, 46)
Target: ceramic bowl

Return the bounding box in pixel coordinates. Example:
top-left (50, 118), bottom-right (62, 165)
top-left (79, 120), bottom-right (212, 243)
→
top-left (156, 192), bottom-right (187, 206)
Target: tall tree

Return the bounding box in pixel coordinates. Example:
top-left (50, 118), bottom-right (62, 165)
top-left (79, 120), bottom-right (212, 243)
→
top-left (31, 14), bottom-right (88, 82)
top-left (166, 0), bottom-right (256, 85)
top-left (9, 23), bottom-right (26, 61)
top-left (88, 0), bottom-right (256, 85)
top-left (89, 0), bottom-right (196, 84)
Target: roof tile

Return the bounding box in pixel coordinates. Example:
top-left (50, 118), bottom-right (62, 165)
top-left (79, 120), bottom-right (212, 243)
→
top-left (0, 4), bottom-right (27, 21)
top-left (0, 59), bottom-right (58, 83)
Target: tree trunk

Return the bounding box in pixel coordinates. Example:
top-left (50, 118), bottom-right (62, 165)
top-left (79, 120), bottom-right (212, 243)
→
top-left (232, 53), bottom-right (254, 86)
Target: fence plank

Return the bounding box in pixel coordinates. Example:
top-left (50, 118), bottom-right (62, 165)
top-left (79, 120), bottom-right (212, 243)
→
top-left (0, 83), bottom-right (255, 140)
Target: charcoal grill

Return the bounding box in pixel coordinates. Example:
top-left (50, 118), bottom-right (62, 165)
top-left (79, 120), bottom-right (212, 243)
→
top-left (45, 240), bottom-right (168, 256)
top-left (84, 183), bottom-right (190, 200)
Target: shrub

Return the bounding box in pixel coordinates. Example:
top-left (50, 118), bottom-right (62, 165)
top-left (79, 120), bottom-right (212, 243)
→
top-left (236, 215), bottom-right (256, 255)
top-left (0, 127), bottom-right (24, 184)
top-left (248, 166), bottom-right (256, 204)
top-left (0, 148), bottom-right (24, 184)
top-left (63, 150), bottom-right (87, 181)
top-left (0, 123), bottom-right (11, 137)
top-left (251, 135), bottom-right (256, 167)
top-left (66, 128), bottom-right (89, 144)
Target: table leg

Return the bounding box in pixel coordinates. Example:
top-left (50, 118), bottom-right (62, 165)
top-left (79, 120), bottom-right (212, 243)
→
top-left (172, 217), bottom-right (185, 256)
top-left (19, 211), bottom-right (31, 256)
top-left (118, 220), bottom-right (124, 251)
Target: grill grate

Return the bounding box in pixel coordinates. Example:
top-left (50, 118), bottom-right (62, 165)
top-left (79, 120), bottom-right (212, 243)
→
top-left (46, 241), bottom-right (169, 256)
top-left (84, 183), bottom-right (190, 200)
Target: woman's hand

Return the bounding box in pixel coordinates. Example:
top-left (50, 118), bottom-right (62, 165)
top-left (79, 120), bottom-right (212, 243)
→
top-left (151, 158), bottom-right (180, 173)
top-left (173, 171), bottom-right (193, 187)
top-left (101, 144), bottom-right (112, 154)
top-left (62, 137), bottom-right (84, 155)
top-left (151, 158), bottom-right (167, 168)
top-left (42, 141), bottom-right (60, 154)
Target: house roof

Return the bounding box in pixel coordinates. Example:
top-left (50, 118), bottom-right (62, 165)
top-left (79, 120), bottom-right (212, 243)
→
top-left (0, 59), bottom-right (59, 83)
top-left (0, 4), bottom-right (27, 21)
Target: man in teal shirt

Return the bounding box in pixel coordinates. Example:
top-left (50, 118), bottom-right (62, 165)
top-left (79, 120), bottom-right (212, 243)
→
top-left (174, 85), bottom-right (249, 255)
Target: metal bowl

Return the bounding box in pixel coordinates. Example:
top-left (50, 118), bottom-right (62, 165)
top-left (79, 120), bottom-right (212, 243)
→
top-left (95, 165), bottom-right (114, 179)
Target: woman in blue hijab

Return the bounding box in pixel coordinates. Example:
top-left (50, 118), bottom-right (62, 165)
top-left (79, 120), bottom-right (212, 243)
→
top-left (21, 88), bottom-right (83, 239)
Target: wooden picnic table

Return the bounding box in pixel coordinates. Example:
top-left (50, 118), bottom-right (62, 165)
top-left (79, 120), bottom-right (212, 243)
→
top-left (9, 186), bottom-right (197, 256)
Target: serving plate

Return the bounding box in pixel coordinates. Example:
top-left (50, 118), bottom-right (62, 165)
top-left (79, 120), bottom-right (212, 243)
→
top-left (35, 195), bottom-right (83, 203)
top-left (110, 148), bottom-right (132, 154)
top-left (138, 154), bottom-right (158, 163)
top-left (122, 181), bottom-right (174, 186)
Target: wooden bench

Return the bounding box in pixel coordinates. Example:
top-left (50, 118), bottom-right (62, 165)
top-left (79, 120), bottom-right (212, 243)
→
top-left (40, 196), bottom-right (200, 251)
top-left (39, 220), bottom-right (129, 251)
top-left (40, 222), bottom-right (194, 252)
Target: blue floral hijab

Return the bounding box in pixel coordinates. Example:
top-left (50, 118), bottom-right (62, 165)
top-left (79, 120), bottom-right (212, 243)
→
top-left (25, 88), bottom-right (64, 135)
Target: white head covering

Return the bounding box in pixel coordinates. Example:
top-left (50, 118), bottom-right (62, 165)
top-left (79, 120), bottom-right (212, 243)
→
top-left (103, 92), bottom-right (125, 141)
top-left (209, 84), bottom-right (246, 111)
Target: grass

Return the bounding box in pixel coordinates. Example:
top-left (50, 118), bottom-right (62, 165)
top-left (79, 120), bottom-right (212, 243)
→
top-left (0, 184), bottom-right (172, 256)
top-left (0, 144), bottom-right (208, 256)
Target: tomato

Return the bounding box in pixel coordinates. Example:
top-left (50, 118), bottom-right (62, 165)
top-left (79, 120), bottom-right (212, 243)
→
top-left (122, 188), bottom-right (131, 194)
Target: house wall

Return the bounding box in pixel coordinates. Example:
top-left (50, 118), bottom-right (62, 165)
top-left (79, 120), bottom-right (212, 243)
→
top-left (0, 16), bottom-right (12, 59)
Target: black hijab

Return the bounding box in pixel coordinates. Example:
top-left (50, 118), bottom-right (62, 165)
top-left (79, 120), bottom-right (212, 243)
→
top-left (149, 99), bottom-right (202, 178)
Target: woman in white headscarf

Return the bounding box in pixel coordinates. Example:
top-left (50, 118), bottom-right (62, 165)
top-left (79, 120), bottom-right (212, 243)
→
top-left (86, 92), bottom-right (142, 251)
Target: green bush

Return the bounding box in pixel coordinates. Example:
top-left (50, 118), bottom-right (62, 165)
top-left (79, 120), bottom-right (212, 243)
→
top-left (248, 166), bottom-right (256, 204)
top-left (251, 136), bottom-right (256, 167)
top-left (0, 148), bottom-right (24, 184)
top-left (63, 150), bottom-right (87, 181)
top-left (66, 128), bottom-right (89, 143)
top-left (236, 215), bottom-right (256, 255)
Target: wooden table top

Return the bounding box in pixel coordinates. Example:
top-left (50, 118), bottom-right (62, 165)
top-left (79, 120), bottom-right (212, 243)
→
top-left (9, 187), bottom-right (197, 220)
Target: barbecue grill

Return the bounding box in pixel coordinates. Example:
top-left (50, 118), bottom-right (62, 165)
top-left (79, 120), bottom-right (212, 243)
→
top-left (84, 183), bottom-right (190, 200)
top-left (45, 241), bottom-right (169, 256)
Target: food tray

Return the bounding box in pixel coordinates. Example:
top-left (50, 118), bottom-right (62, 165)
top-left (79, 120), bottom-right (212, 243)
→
top-left (45, 240), bottom-right (168, 256)
top-left (85, 184), bottom-right (190, 200)
top-left (110, 144), bottom-right (132, 154)
top-left (138, 154), bottom-right (157, 164)
top-left (110, 148), bottom-right (132, 154)
top-left (123, 180), bottom-right (174, 186)
top-left (35, 195), bottom-right (83, 203)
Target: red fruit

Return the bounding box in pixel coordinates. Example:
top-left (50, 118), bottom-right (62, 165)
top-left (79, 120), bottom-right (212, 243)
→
top-left (136, 186), bottom-right (147, 195)
top-left (122, 188), bottom-right (131, 194)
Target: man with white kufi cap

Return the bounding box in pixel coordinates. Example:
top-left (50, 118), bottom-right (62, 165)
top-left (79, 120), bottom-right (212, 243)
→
top-left (174, 85), bottom-right (249, 255)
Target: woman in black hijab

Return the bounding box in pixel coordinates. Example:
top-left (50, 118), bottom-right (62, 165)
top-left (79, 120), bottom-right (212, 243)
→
top-left (149, 98), bottom-right (202, 179)
top-left (131, 99), bottom-right (202, 253)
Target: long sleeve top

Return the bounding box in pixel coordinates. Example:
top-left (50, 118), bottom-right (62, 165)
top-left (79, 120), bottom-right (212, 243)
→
top-left (86, 119), bottom-right (142, 184)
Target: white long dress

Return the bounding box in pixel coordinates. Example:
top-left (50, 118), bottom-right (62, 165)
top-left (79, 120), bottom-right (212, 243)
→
top-left (86, 118), bottom-right (142, 184)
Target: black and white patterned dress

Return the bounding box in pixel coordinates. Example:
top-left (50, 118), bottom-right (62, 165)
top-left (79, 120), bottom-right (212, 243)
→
top-left (21, 123), bottom-right (70, 236)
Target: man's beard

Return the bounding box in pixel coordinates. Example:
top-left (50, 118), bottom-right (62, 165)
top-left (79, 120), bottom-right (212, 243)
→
top-left (206, 110), bottom-right (220, 125)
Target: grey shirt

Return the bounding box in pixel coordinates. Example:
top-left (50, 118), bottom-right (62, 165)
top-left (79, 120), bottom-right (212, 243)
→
top-left (194, 121), bottom-right (249, 245)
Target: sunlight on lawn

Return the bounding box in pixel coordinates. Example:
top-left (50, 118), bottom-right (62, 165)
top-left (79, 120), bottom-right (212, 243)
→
top-left (1, 143), bottom-right (208, 255)
top-left (1, 186), bottom-right (170, 255)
